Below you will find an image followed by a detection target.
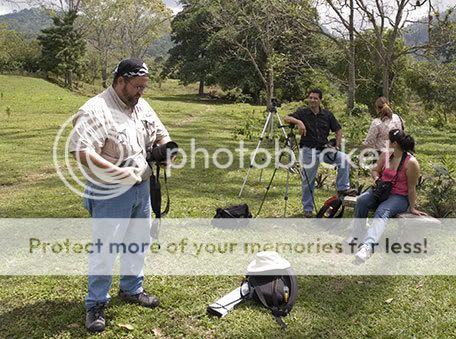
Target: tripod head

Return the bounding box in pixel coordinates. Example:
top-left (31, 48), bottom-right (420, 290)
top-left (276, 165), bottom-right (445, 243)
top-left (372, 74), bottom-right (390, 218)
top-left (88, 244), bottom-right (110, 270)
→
top-left (267, 98), bottom-right (282, 113)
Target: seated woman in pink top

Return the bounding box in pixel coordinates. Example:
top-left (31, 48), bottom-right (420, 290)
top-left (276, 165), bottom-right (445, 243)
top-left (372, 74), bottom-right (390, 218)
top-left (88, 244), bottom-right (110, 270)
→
top-left (352, 129), bottom-right (427, 262)
top-left (363, 97), bottom-right (403, 152)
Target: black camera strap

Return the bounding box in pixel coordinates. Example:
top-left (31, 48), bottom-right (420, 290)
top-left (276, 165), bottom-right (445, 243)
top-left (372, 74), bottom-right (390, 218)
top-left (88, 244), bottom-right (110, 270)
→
top-left (149, 163), bottom-right (170, 219)
top-left (380, 151), bottom-right (407, 185)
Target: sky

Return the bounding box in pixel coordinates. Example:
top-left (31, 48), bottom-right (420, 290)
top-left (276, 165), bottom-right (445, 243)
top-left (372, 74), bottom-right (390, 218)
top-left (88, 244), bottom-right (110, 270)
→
top-left (0, 0), bottom-right (454, 17)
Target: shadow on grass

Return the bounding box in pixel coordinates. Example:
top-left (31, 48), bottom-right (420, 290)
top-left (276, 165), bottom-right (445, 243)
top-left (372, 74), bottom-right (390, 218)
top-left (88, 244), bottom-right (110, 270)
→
top-left (217, 275), bottom-right (398, 337)
top-left (0, 300), bottom-right (92, 338)
top-left (294, 276), bottom-right (396, 337)
top-left (147, 94), bottom-right (259, 107)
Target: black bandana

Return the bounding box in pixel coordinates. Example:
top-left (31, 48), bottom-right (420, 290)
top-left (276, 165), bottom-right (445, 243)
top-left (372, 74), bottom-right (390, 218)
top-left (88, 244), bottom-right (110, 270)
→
top-left (113, 58), bottom-right (149, 77)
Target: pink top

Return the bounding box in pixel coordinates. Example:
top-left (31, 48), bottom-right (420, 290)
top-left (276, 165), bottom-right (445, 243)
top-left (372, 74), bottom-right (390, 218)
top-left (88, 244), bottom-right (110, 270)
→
top-left (380, 152), bottom-right (412, 196)
top-left (364, 114), bottom-right (403, 150)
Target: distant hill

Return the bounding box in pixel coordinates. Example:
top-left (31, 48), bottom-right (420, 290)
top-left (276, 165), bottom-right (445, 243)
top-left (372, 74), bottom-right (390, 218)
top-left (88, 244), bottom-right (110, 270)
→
top-left (0, 7), bottom-right (174, 58)
top-left (404, 10), bottom-right (456, 47)
top-left (404, 21), bottom-right (428, 47)
top-left (0, 8), bottom-right (51, 37)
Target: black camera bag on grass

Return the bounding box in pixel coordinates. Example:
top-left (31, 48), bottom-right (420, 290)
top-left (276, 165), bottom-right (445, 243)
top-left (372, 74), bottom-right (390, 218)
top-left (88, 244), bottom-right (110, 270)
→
top-left (247, 268), bottom-right (298, 329)
top-left (212, 203), bottom-right (252, 228)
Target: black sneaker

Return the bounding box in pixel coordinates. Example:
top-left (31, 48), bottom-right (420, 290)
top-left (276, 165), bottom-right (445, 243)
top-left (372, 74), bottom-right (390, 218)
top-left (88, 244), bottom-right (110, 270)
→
top-left (85, 304), bottom-right (106, 332)
top-left (303, 211), bottom-right (313, 218)
top-left (118, 290), bottom-right (160, 308)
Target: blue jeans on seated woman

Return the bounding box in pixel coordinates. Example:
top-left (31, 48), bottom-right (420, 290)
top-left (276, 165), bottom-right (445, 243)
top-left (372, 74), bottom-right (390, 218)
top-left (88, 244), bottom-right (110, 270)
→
top-left (352, 189), bottom-right (409, 246)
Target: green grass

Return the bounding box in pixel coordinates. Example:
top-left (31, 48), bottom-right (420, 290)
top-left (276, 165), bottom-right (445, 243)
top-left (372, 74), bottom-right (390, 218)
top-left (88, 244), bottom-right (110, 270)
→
top-left (1, 75), bottom-right (456, 337)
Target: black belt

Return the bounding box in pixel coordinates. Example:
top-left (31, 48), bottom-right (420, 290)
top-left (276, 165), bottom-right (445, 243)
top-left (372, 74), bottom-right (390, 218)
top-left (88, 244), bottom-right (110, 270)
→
top-left (300, 145), bottom-right (325, 151)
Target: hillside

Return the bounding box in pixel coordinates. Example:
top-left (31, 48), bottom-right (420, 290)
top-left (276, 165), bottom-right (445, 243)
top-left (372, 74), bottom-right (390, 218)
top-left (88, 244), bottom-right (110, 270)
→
top-left (0, 8), bottom-right (51, 37)
top-left (404, 9), bottom-right (456, 47)
top-left (0, 7), bottom-right (174, 57)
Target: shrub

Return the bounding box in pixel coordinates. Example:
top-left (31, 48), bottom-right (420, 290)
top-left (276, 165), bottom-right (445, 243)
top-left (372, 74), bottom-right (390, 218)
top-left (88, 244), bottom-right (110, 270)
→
top-left (421, 155), bottom-right (456, 218)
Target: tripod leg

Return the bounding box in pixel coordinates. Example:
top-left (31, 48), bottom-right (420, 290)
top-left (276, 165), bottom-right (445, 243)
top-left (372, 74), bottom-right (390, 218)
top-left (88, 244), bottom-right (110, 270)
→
top-left (275, 112), bottom-right (288, 140)
top-left (269, 111), bottom-right (274, 139)
top-left (259, 111), bottom-right (275, 184)
top-left (284, 164), bottom-right (291, 218)
top-left (256, 165), bottom-right (279, 217)
top-left (239, 112), bottom-right (274, 197)
top-left (283, 131), bottom-right (296, 217)
top-left (258, 132), bottom-right (293, 217)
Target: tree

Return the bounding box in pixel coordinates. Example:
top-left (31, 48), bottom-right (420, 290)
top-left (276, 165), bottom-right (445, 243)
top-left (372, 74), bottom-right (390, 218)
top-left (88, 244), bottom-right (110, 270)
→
top-left (164, 0), bottom-right (218, 96)
top-left (117, 0), bottom-right (172, 59)
top-left (78, 0), bottom-right (123, 88)
top-left (38, 10), bottom-right (86, 88)
top-left (429, 10), bottom-right (456, 63)
top-left (353, 0), bottom-right (429, 98)
top-left (407, 61), bottom-right (456, 122)
top-left (0, 24), bottom-right (40, 73)
top-left (306, 0), bottom-right (358, 113)
top-left (204, 0), bottom-right (318, 109)
top-left (318, 0), bottom-right (434, 101)
top-left (164, 0), bottom-right (216, 96)
top-left (352, 30), bottom-right (409, 112)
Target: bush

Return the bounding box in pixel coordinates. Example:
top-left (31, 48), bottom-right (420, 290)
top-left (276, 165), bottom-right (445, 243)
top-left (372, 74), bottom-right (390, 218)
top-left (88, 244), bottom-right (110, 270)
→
top-left (338, 110), bottom-right (372, 148)
top-left (231, 109), bottom-right (263, 141)
top-left (421, 155), bottom-right (456, 218)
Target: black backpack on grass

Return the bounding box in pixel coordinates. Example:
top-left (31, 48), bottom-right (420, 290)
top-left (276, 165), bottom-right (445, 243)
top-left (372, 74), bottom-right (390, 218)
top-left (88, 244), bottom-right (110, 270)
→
top-left (246, 268), bottom-right (298, 329)
top-left (316, 194), bottom-right (344, 218)
top-left (211, 203), bottom-right (252, 228)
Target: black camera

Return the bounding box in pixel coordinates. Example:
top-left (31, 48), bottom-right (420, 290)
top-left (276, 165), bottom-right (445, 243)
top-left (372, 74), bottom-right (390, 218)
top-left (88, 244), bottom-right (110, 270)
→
top-left (372, 179), bottom-right (393, 203)
top-left (271, 98), bottom-right (282, 108)
top-left (146, 141), bottom-right (179, 164)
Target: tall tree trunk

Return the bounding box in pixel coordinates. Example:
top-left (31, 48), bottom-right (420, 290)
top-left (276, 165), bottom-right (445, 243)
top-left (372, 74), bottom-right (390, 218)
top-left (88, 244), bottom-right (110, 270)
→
top-left (198, 80), bottom-right (205, 96)
top-left (347, 0), bottom-right (356, 114)
top-left (382, 62), bottom-right (390, 98)
top-left (65, 71), bottom-right (73, 88)
top-left (266, 66), bottom-right (274, 111)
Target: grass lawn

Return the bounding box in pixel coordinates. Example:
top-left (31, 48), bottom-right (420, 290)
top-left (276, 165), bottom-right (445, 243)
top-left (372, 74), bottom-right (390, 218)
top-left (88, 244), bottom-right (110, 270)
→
top-left (1, 75), bottom-right (456, 337)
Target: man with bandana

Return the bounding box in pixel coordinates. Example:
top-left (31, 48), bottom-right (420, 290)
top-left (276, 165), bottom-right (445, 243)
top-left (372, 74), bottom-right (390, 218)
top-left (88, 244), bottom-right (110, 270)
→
top-left (69, 58), bottom-right (171, 332)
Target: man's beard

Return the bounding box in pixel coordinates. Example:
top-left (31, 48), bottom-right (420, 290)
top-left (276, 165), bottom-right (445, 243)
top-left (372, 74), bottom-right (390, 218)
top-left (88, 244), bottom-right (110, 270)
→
top-left (122, 85), bottom-right (139, 108)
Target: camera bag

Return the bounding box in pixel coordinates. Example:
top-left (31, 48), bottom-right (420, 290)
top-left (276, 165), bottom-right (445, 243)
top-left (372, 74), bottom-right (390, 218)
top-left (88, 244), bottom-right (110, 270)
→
top-left (246, 268), bottom-right (298, 329)
top-left (211, 203), bottom-right (252, 228)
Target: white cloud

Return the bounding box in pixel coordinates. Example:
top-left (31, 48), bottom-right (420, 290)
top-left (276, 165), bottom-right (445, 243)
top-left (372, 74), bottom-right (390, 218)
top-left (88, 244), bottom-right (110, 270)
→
top-left (163, 0), bottom-right (182, 15)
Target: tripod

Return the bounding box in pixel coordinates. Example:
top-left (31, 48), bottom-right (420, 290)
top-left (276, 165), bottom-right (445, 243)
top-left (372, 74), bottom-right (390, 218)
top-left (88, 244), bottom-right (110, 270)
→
top-left (239, 102), bottom-right (288, 197)
top-left (256, 125), bottom-right (300, 217)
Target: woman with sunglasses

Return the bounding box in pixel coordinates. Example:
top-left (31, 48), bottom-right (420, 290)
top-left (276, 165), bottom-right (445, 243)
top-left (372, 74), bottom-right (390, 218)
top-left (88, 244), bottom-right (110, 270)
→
top-left (363, 97), bottom-right (404, 154)
top-left (353, 129), bottom-right (427, 262)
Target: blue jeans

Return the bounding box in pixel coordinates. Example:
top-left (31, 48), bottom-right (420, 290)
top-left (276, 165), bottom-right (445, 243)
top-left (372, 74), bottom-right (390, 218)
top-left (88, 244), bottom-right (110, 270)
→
top-left (299, 146), bottom-right (350, 212)
top-left (84, 180), bottom-right (151, 310)
top-left (352, 189), bottom-right (409, 246)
